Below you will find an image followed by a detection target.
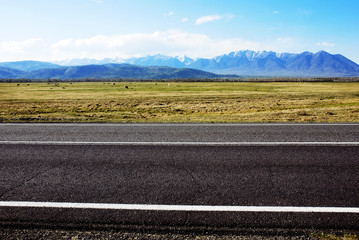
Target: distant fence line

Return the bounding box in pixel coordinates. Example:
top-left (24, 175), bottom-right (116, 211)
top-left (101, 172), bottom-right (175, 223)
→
top-left (0, 77), bottom-right (359, 83)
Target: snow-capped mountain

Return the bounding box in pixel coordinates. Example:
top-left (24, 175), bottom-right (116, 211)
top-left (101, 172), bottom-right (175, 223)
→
top-left (190, 50), bottom-right (359, 76)
top-left (48, 50), bottom-right (359, 77)
top-left (176, 55), bottom-right (193, 65)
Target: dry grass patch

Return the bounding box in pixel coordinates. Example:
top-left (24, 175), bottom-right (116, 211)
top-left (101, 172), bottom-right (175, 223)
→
top-left (1, 82), bottom-right (358, 122)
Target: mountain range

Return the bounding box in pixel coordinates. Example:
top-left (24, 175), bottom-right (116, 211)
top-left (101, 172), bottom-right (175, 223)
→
top-left (1, 50), bottom-right (359, 79)
top-left (53, 50), bottom-right (359, 77)
top-left (0, 63), bottom-right (236, 80)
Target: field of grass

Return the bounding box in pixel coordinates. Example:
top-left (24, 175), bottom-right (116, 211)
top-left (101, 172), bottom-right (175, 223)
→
top-left (0, 81), bottom-right (358, 123)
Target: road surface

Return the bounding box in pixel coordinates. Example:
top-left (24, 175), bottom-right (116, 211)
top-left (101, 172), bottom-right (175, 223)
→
top-left (0, 123), bottom-right (358, 230)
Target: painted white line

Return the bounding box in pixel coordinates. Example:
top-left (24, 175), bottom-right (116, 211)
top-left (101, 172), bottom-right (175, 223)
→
top-left (0, 141), bottom-right (358, 146)
top-left (1, 201), bottom-right (359, 213)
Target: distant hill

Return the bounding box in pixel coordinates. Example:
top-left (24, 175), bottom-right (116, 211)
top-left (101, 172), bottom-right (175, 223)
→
top-left (0, 66), bottom-right (25, 79)
top-left (1, 50), bottom-right (359, 78)
top-left (53, 50), bottom-right (359, 77)
top-left (0, 64), bottom-right (237, 79)
top-left (0, 61), bottom-right (61, 72)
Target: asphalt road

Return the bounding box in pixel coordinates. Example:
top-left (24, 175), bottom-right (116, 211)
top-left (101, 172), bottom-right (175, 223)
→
top-left (0, 123), bottom-right (358, 230)
top-left (1, 123), bottom-right (359, 142)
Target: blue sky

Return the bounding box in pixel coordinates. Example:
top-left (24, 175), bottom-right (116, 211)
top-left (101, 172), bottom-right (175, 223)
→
top-left (0, 0), bottom-right (358, 63)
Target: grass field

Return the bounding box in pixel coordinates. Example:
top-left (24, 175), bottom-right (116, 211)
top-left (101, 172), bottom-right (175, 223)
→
top-left (0, 81), bottom-right (358, 123)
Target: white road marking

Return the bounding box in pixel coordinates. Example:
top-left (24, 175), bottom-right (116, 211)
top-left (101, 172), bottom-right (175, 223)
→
top-left (1, 201), bottom-right (359, 213)
top-left (0, 141), bottom-right (358, 146)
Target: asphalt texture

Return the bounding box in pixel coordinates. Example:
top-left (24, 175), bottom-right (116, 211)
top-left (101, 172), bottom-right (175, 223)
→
top-left (1, 123), bottom-right (358, 142)
top-left (0, 123), bottom-right (358, 230)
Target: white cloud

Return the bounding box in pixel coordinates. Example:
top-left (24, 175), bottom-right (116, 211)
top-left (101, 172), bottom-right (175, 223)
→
top-left (164, 11), bottom-right (174, 16)
top-left (51, 38), bottom-right (73, 48)
top-left (0, 38), bottom-right (48, 61)
top-left (49, 31), bottom-right (299, 60)
top-left (0, 31), bottom-right (301, 61)
top-left (51, 31), bottom-right (216, 59)
top-left (273, 11), bottom-right (279, 14)
top-left (182, 17), bottom-right (188, 22)
top-left (195, 15), bottom-right (222, 25)
top-left (316, 42), bottom-right (335, 47)
top-left (1, 38), bottom-right (44, 53)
